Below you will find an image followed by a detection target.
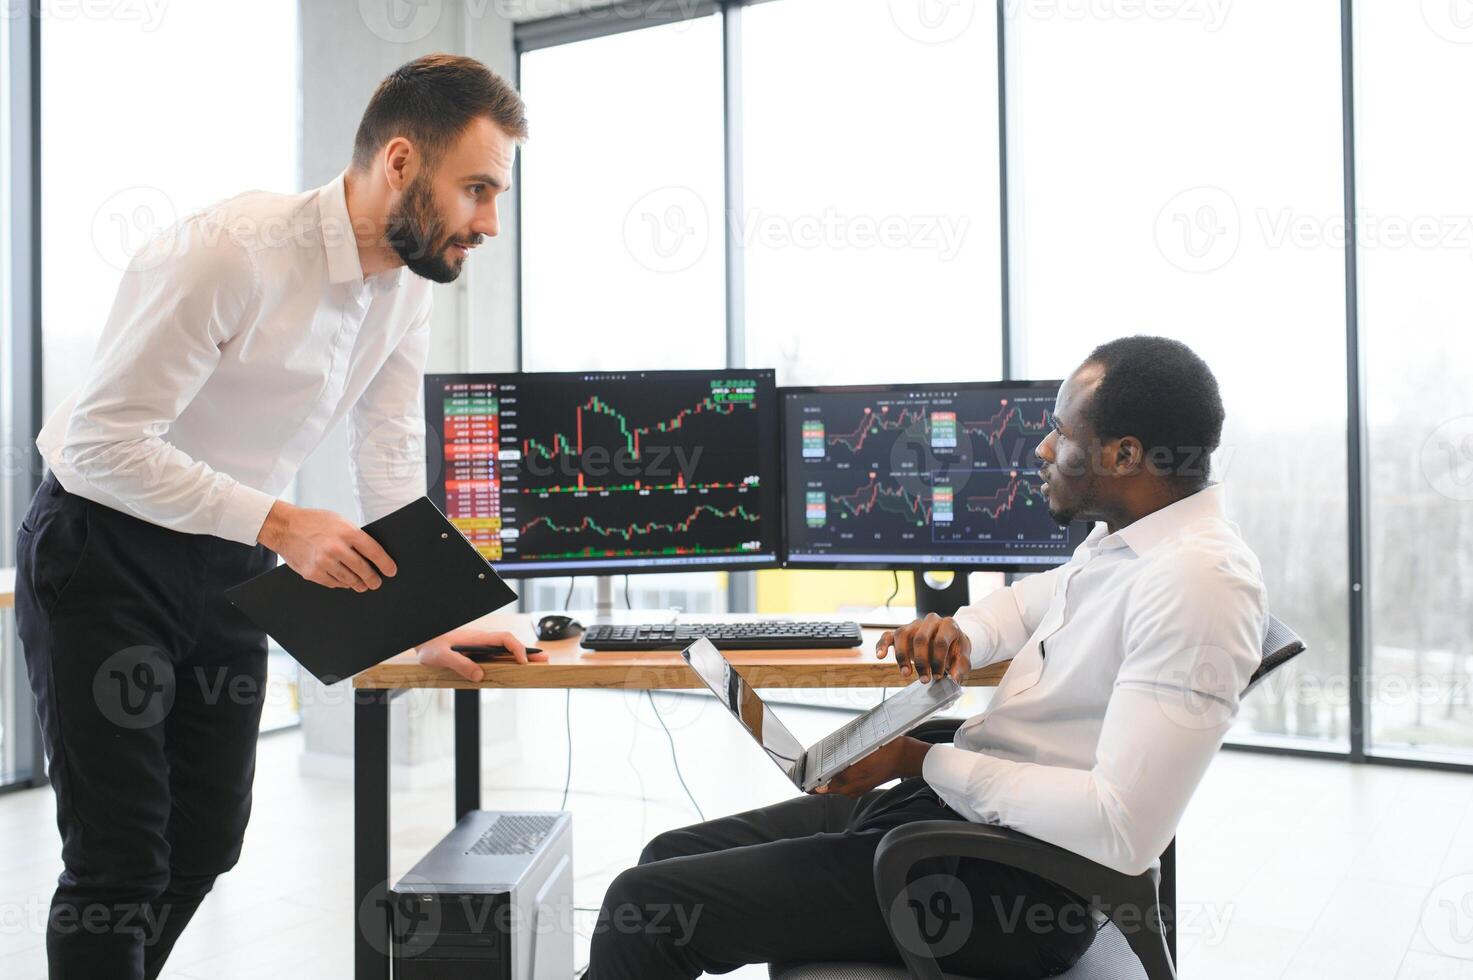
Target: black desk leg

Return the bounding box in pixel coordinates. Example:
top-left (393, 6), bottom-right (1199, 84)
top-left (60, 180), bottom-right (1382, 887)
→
top-left (454, 689), bottom-right (482, 821)
top-left (355, 688), bottom-right (391, 980)
top-left (1160, 837), bottom-right (1177, 966)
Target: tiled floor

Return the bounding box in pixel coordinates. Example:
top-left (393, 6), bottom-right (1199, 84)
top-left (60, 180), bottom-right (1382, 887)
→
top-left (2, 688), bottom-right (1471, 979)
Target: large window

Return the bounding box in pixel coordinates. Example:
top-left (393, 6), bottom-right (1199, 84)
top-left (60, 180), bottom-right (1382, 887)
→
top-left (741, 0), bottom-right (1003, 385)
top-left (41, 0), bottom-right (298, 416)
top-left (519, 15), bottom-right (727, 372)
top-left (516, 0), bottom-right (1473, 769)
top-left (1357, 0), bottom-right (1473, 763)
top-left (1007, 3), bottom-right (1351, 746)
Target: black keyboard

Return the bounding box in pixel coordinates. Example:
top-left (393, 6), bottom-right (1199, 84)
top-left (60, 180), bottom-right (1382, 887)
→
top-left (581, 620), bottom-right (864, 651)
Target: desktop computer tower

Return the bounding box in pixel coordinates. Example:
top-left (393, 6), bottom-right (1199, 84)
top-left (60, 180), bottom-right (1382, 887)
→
top-left (389, 810), bottom-right (573, 980)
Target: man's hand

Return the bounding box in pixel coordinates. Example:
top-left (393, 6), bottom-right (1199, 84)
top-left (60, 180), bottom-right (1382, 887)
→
top-left (876, 612), bottom-right (972, 684)
top-left (257, 500), bottom-right (397, 592)
top-left (416, 627), bottom-right (548, 682)
top-left (815, 737), bottom-right (931, 798)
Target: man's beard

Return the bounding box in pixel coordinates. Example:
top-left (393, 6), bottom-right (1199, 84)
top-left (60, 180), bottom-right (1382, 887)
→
top-left (385, 176), bottom-right (462, 284)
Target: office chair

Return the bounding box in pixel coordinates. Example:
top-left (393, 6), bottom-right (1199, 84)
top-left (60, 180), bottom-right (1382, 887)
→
top-left (770, 614), bottom-right (1307, 980)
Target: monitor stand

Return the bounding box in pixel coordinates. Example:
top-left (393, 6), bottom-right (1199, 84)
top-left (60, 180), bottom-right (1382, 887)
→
top-left (594, 576), bottom-right (616, 621)
top-left (912, 569), bottom-right (971, 619)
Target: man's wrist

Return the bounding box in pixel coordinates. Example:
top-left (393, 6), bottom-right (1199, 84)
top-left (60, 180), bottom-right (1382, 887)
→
top-left (899, 737), bottom-right (932, 779)
top-left (257, 499), bottom-right (292, 549)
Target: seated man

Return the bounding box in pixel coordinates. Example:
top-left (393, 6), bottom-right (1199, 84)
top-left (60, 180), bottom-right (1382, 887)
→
top-left (587, 336), bottom-right (1267, 979)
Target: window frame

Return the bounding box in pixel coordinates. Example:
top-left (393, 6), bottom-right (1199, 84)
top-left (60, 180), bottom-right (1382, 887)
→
top-left (3, 4), bottom-right (44, 793)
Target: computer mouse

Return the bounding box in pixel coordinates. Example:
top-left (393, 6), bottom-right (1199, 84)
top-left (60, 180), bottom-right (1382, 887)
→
top-left (536, 614), bottom-right (584, 641)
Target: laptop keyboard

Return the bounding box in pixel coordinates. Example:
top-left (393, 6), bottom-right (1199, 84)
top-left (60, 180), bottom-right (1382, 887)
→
top-left (816, 702), bottom-right (894, 773)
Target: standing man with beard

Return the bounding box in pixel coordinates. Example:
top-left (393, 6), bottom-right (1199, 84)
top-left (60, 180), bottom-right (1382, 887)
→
top-left (15, 55), bottom-right (532, 979)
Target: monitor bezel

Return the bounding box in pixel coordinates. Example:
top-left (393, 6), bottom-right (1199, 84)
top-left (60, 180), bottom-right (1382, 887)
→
top-left (424, 367), bottom-right (785, 579)
top-left (776, 378), bottom-right (1090, 573)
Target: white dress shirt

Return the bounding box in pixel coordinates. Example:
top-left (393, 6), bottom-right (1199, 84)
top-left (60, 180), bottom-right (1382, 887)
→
top-left (37, 173), bottom-right (434, 545)
top-left (922, 484), bottom-right (1268, 875)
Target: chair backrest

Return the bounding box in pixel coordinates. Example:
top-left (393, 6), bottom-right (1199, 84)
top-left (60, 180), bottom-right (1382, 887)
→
top-left (1241, 613), bottom-right (1305, 698)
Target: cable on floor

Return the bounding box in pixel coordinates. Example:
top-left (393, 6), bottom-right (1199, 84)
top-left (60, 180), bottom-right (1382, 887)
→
top-left (647, 689), bottom-right (704, 822)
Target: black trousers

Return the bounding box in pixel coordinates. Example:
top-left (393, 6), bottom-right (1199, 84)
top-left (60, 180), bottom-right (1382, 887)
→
top-left (14, 473), bottom-right (278, 980)
top-left (588, 778), bottom-right (1099, 980)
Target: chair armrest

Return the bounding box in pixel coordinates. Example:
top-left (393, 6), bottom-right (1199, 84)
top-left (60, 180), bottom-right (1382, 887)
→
top-left (909, 718), bottom-right (965, 745)
top-left (872, 822), bottom-right (1176, 980)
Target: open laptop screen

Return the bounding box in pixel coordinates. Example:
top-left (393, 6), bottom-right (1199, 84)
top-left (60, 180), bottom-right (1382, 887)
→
top-left (683, 638), bottom-right (808, 784)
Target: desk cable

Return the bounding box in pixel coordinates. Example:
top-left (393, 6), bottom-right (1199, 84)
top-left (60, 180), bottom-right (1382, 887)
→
top-left (559, 577), bottom-right (576, 810)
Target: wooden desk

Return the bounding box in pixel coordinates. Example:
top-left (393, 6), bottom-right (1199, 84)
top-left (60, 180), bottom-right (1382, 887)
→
top-left (0, 567), bottom-right (15, 610)
top-left (349, 612), bottom-right (1006, 980)
top-left (354, 613), bottom-right (1009, 692)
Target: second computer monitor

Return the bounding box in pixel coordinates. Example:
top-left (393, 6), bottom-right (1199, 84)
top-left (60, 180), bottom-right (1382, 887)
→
top-left (426, 368), bottom-right (782, 577)
top-left (782, 380), bottom-right (1090, 570)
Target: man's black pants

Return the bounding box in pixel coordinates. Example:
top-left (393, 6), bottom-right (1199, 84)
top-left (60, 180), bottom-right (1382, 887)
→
top-left (15, 473), bottom-right (277, 979)
top-left (588, 778), bottom-right (1100, 979)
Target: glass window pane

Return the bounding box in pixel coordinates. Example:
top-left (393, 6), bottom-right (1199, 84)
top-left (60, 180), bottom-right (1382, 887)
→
top-left (741, 0), bottom-right (1002, 386)
top-left (1009, 4), bottom-right (1350, 746)
top-left (519, 16), bottom-right (726, 372)
top-left (1357, 0), bottom-right (1473, 763)
top-left (41, 0), bottom-right (298, 416)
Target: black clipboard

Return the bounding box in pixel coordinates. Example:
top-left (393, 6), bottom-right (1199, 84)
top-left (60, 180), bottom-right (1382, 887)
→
top-left (226, 497), bottom-right (518, 684)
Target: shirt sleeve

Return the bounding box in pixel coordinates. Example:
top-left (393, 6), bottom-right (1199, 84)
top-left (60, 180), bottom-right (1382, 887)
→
top-left (951, 565), bottom-right (1063, 669)
top-left (347, 296), bottom-right (433, 524)
top-left (922, 555), bottom-right (1266, 875)
top-left (58, 218), bottom-right (278, 545)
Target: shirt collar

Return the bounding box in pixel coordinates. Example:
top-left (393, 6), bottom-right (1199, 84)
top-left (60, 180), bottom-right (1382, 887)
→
top-left (1100, 483), bottom-right (1227, 557)
top-left (319, 171), bottom-right (405, 294)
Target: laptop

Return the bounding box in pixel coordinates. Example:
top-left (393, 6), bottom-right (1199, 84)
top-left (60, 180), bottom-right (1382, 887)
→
top-left (680, 637), bottom-right (963, 793)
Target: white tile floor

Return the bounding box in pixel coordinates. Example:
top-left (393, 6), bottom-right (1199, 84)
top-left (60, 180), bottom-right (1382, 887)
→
top-left (2, 688), bottom-right (1472, 979)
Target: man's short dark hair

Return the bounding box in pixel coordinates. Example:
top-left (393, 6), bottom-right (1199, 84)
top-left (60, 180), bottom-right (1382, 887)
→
top-left (1082, 335), bottom-right (1225, 488)
top-left (352, 54), bottom-right (528, 171)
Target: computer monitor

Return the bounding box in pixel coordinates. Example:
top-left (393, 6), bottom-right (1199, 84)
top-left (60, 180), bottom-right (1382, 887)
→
top-left (425, 369), bottom-right (782, 577)
top-left (780, 380), bottom-right (1091, 571)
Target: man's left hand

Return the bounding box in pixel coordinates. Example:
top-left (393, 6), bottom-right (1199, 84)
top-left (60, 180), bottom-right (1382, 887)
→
top-left (416, 627), bottom-right (547, 682)
top-left (815, 736), bottom-right (932, 798)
